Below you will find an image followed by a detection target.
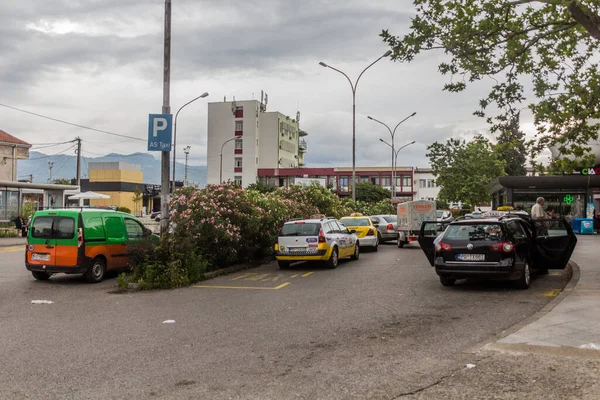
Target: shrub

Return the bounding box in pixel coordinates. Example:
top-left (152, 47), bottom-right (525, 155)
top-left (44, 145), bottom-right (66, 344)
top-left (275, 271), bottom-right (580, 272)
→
top-left (117, 207), bottom-right (131, 214)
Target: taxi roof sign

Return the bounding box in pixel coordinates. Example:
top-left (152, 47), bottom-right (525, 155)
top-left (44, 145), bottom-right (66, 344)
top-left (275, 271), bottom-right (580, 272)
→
top-left (349, 212), bottom-right (363, 217)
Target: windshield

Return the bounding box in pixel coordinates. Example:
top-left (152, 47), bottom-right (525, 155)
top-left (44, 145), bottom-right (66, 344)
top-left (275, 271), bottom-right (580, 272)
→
top-left (340, 218), bottom-right (371, 227)
top-left (383, 216), bottom-right (397, 223)
top-left (280, 222), bottom-right (321, 236)
top-left (444, 223), bottom-right (504, 241)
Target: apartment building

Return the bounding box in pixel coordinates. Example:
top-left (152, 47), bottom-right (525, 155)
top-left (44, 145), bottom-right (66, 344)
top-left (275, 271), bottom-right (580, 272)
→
top-left (206, 98), bottom-right (307, 186)
top-left (413, 167), bottom-right (439, 201)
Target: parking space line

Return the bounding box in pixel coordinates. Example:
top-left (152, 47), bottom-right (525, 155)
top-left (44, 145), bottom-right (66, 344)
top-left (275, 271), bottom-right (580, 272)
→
top-left (291, 274), bottom-right (299, 278)
top-left (247, 273), bottom-right (271, 281)
top-left (231, 273), bottom-right (254, 281)
top-left (543, 289), bottom-right (561, 297)
top-left (302, 272), bottom-right (313, 277)
top-left (192, 282), bottom-right (291, 290)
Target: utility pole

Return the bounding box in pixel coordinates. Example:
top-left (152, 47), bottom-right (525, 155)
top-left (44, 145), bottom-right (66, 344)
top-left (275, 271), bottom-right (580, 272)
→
top-left (183, 145), bottom-right (191, 186)
top-left (48, 161), bottom-right (55, 183)
top-left (160, 0), bottom-right (172, 235)
top-left (75, 137), bottom-right (82, 187)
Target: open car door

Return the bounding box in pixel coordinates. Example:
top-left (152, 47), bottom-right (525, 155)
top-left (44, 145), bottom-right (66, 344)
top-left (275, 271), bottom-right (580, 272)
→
top-left (418, 221), bottom-right (449, 266)
top-left (531, 219), bottom-right (577, 269)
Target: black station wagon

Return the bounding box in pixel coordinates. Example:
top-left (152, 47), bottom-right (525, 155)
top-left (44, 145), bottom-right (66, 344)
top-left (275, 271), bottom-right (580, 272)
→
top-left (417, 216), bottom-right (577, 289)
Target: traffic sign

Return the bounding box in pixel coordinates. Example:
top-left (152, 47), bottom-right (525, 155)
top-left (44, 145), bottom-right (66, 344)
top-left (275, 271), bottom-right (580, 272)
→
top-left (147, 114), bottom-right (173, 151)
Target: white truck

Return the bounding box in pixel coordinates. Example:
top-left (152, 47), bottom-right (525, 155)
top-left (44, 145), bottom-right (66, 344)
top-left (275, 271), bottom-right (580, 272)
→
top-left (396, 200), bottom-right (436, 248)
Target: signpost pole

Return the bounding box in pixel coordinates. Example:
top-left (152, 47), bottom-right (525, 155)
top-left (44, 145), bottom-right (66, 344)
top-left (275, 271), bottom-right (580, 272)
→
top-left (160, 0), bottom-right (171, 235)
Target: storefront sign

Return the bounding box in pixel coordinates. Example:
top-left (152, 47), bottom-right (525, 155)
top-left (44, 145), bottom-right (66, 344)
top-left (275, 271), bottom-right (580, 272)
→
top-left (563, 194), bottom-right (575, 204)
top-left (577, 166), bottom-right (600, 175)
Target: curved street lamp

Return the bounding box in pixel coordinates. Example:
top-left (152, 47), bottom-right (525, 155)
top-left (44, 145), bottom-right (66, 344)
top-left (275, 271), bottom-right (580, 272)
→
top-left (319, 50), bottom-right (392, 201)
top-left (220, 137), bottom-right (237, 183)
top-left (172, 92), bottom-right (209, 192)
top-left (368, 112), bottom-right (417, 199)
top-left (379, 139), bottom-right (416, 198)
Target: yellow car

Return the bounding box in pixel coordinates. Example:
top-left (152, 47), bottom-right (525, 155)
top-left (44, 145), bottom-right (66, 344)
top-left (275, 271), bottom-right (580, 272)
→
top-left (274, 215), bottom-right (359, 269)
top-left (339, 213), bottom-right (379, 251)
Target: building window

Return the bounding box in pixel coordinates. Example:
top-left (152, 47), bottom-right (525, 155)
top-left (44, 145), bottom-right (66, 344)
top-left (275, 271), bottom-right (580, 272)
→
top-left (427, 179), bottom-right (436, 188)
top-left (403, 176), bottom-right (411, 188)
top-left (235, 158), bottom-right (243, 168)
top-left (381, 176), bottom-right (391, 186)
top-left (234, 176), bottom-right (242, 186)
top-left (235, 120), bottom-right (243, 131)
top-left (235, 138), bottom-right (243, 149)
top-left (256, 157), bottom-right (259, 164)
top-left (339, 176), bottom-right (349, 192)
top-left (235, 106), bottom-right (243, 118)
top-left (419, 179), bottom-right (427, 188)
top-left (371, 176), bottom-right (380, 185)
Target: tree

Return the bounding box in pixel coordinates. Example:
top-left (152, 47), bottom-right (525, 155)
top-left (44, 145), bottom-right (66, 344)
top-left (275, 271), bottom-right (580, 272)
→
top-left (132, 186), bottom-right (142, 217)
top-left (427, 138), bottom-right (506, 208)
top-left (355, 182), bottom-right (391, 203)
top-left (52, 178), bottom-right (72, 185)
top-left (246, 181), bottom-right (276, 194)
top-left (493, 112), bottom-right (527, 176)
top-left (381, 1), bottom-right (600, 167)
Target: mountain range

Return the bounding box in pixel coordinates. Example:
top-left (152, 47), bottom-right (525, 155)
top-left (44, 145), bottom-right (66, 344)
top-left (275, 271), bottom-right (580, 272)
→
top-left (17, 151), bottom-right (207, 187)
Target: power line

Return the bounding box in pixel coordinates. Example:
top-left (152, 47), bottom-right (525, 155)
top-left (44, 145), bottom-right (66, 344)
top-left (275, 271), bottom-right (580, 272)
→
top-left (0, 103), bottom-right (146, 142)
top-left (28, 144), bottom-right (77, 160)
top-left (31, 141), bottom-right (76, 150)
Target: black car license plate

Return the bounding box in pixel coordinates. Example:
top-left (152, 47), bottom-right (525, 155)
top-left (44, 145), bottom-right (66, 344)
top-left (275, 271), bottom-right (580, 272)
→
top-left (457, 253), bottom-right (485, 261)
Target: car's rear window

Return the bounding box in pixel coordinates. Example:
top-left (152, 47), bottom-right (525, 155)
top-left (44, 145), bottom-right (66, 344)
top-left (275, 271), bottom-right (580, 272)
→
top-left (340, 218), bottom-right (371, 226)
top-left (280, 222), bottom-right (321, 236)
top-left (444, 223), bottom-right (504, 241)
top-left (383, 216), bottom-right (397, 223)
top-left (31, 216), bottom-right (75, 239)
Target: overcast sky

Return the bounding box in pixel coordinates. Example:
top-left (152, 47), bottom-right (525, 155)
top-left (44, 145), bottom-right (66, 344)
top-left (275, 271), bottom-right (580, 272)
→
top-left (1, 0), bottom-right (542, 169)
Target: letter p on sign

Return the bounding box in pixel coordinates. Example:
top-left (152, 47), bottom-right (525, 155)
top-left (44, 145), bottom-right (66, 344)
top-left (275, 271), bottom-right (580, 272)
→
top-left (147, 114), bottom-right (173, 152)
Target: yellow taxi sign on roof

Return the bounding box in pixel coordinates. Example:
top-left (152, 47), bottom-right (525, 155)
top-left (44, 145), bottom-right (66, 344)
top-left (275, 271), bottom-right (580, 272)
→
top-left (349, 212), bottom-right (363, 217)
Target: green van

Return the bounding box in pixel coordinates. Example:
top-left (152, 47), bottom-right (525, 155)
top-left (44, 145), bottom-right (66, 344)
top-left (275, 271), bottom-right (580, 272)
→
top-left (26, 209), bottom-right (157, 283)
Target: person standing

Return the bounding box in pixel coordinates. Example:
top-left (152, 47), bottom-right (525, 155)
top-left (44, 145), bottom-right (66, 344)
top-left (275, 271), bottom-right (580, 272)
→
top-left (531, 197), bottom-right (546, 219)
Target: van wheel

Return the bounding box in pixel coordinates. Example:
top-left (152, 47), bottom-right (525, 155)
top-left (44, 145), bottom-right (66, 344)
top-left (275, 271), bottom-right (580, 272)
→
top-left (278, 261), bottom-right (290, 269)
top-left (397, 239), bottom-right (404, 248)
top-left (326, 247), bottom-right (338, 269)
top-left (439, 276), bottom-right (456, 287)
top-left (84, 258), bottom-right (106, 283)
top-left (32, 271), bottom-right (52, 281)
top-left (515, 262), bottom-right (531, 290)
top-left (350, 243), bottom-right (360, 260)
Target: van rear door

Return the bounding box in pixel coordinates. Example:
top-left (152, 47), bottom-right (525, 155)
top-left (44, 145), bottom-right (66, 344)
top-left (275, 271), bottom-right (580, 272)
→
top-left (28, 214), bottom-right (56, 266)
top-left (53, 212), bottom-right (78, 267)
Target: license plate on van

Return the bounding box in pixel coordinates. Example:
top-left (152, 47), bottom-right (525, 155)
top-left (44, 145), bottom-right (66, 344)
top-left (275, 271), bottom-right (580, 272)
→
top-left (457, 254), bottom-right (485, 261)
top-left (32, 253), bottom-right (50, 261)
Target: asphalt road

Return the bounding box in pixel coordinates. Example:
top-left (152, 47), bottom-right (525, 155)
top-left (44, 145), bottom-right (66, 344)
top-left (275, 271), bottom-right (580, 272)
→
top-left (0, 243), bottom-right (569, 399)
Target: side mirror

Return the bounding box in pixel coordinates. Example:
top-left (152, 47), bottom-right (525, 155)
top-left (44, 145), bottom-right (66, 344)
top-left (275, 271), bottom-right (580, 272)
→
top-left (144, 228), bottom-right (152, 237)
top-left (373, 224), bottom-right (379, 228)
top-left (350, 229), bottom-right (357, 234)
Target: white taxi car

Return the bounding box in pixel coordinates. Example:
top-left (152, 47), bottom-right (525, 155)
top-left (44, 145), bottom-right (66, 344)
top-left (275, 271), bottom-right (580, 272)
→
top-left (274, 215), bottom-right (359, 269)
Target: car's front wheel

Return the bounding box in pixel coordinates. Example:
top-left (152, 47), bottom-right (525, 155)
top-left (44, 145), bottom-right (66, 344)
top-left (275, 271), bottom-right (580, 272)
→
top-left (350, 243), bottom-right (359, 260)
top-left (515, 262), bottom-right (531, 290)
top-left (278, 260), bottom-right (290, 269)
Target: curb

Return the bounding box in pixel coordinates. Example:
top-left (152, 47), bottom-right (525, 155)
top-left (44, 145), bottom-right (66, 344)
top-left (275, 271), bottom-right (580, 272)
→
top-left (0, 242), bottom-right (26, 248)
top-left (465, 261), bottom-right (580, 354)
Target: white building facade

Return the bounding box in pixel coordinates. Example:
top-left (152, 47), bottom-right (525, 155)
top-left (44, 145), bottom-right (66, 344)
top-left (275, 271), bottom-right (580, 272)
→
top-left (206, 99), bottom-right (307, 187)
top-left (413, 168), bottom-right (440, 202)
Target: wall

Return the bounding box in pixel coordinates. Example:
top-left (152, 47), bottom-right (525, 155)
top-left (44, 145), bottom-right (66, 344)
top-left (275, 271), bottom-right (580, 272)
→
top-left (0, 145), bottom-right (29, 181)
top-left (90, 191), bottom-right (137, 211)
top-left (89, 169), bottom-right (143, 184)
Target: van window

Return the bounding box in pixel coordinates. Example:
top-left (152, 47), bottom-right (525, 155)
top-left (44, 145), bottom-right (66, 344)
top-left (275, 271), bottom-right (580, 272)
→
top-left (104, 217), bottom-right (125, 239)
top-left (84, 217), bottom-right (106, 240)
top-left (124, 218), bottom-right (144, 239)
top-left (31, 216), bottom-right (75, 239)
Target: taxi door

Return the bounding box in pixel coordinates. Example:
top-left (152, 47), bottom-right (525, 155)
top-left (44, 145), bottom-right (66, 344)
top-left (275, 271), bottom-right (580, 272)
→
top-left (530, 219), bottom-right (577, 269)
top-left (418, 221), bottom-right (449, 266)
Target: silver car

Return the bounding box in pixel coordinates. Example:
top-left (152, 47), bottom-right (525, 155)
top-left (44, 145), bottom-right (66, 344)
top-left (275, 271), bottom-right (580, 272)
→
top-left (370, 215), bottom-right (397, 243)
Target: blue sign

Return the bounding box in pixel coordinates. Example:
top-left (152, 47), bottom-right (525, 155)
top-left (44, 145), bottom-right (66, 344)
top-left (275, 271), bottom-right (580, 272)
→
top-left (147, 114), bottom-right (173, 151)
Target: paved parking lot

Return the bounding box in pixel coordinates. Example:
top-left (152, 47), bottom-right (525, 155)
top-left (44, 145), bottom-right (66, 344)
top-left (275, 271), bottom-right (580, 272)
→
top-left (0, 243), bottom-right (569, 399)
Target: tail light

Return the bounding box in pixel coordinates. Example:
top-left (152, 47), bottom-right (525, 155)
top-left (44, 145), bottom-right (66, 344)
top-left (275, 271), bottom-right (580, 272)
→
top-left (387, 224), bottom-right (394, 231)
top-left (77, 227), bottom-right (84, 248)
top-left (366, 229), bottom-right (375, 236)
top-left (435, 242), bottom-right (452, 252)
top-left (318, 228), bottom-right (326, 243)
top-left (490, 242), bottom-right (514, 253)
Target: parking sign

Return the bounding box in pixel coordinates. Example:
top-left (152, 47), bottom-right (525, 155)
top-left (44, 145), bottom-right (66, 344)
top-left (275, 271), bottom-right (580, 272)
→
top-left (147, 114), bottom-right (173, 151)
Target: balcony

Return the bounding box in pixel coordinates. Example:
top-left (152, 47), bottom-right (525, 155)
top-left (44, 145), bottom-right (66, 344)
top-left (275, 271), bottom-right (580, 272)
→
top-left (235, 109), bottom-right (243, 118)
top-left (235, 130), bottom-right (243, 136)
top-left (234, 167), bottom-right (242, 173)
top-left (234, 149), bottom-right (243, 155)
top-left (299, 139), bottom-right (307, 152)
top-left (299, 130), bottom-right (308, 137)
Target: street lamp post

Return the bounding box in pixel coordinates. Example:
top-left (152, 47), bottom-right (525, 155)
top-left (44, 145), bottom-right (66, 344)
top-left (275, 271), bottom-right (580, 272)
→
top-left (368, 112), bottom-right (417, 199)
top-left (183, 145), bottom-right (191, 186)
top-left (319, 50), bottom-right (392, 201)
top-left (379, 139), bottom-right (416, 198)
top-left (172, 92), bottom-right (209, 192)
top-left (219, 137), bottom-right (237, 183)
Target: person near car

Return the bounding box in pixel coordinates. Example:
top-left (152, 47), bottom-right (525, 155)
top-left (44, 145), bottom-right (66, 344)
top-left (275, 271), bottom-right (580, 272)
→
top-left (531, 197), bottom-right (546, 219)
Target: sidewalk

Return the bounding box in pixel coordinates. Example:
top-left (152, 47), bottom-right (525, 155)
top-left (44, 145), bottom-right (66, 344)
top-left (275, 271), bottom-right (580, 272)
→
top-left (492, 234), bottom-right (600, 352)
top-left (0, 237), bottom-right (26, 248)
